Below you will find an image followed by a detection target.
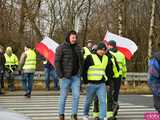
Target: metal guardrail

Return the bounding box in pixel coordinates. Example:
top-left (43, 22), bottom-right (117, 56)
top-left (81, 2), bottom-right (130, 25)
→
top-left (126, 72), bottom-right (148, 81)
top-left (7, 71), bottom-right (148, 81)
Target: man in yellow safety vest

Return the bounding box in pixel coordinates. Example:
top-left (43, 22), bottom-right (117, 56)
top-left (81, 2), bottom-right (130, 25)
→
top-left (4, 46), bottom-right (18, 91)
top-left (92, 50), bottom-right (120, 120)
top-left (83, 42), bottom-right (114, 120)
top-left (18, 44), bottom-right (36, 98)
top-left (107, 40), bottom-right (127, 117)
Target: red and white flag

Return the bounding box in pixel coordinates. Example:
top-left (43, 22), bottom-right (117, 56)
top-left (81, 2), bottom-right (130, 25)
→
top-left (36, 36), bottom-right (59, 65)
top-left (104, 31), bottom-right (138, 60)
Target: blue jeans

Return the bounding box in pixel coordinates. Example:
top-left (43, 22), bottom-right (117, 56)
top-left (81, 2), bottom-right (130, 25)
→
top-left (84, 83), bottom-right (107, 119)
top-left (59, 74), bottom-right (80, 115)
top-left (44, 68), bottom-right (59, 89)
top-left (22, 73), bottom-right (34, 94)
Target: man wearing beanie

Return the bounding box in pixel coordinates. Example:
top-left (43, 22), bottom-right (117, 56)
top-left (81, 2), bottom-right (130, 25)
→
top-left (83, 42), bottom-right (114, 120)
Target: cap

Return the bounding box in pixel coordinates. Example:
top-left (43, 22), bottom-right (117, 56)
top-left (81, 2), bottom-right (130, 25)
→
top-left (97, 42), bottom-right (106, 50)
top-left (108, 40), bottom-right (116, 47)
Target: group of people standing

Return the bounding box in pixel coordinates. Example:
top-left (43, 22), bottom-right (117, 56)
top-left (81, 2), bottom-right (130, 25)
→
top-left (1, 30), bottom-right (159, 120)
top-left (55, 30), bottom-right (127, 120)
top-left (0, 44), bottom-right (37, 98)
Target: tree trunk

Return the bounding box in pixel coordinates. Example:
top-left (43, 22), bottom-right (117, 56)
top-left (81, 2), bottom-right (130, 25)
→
top-left (83, 0), bottom-right (91, 46)
top-left (18, 0), bottom-right (25, 48)
top-left (23, 0), bottom-right (43, 42)
top-left (148, 0), bottom-right (156, 58)
top-left (118, 0), bottom-right (124, 36)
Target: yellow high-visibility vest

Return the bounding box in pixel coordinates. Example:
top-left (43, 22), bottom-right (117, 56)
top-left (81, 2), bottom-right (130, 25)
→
top-left (83, 47), bottom-right (91, 59)
top-left (23, 49), bottom-right (36, 70)
top-left (87, 54), bottom-right (108, 81)
top-left (5, 53), bottom-right (18, 72)
top-left (5, 53), bottom-right (18, 66)
top-left (109, 51), bottom-right (127, 78)
top-left (111, 57), bottom-right (119, 78)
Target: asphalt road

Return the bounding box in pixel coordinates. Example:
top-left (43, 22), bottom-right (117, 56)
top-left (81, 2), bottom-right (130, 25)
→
top-left (0, 91), bottom-right (156, 120)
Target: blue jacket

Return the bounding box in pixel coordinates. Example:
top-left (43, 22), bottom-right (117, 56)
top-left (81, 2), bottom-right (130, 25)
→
top-left (148, 56), bottom-right (160, 96)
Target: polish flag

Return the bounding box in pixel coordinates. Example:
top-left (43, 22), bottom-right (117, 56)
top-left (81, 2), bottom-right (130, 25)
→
top-left (104, 31), bottom-right (138, 60)
top-left (36, 36), bottom-right (59, 65)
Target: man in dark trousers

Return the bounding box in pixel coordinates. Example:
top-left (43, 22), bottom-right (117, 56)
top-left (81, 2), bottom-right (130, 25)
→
top-left (43, 59), bottom-right (59, 91)
top-left (55, 30), bottom-right (83, 120)
top-left (0, 45), bottom-right (5, 95)
top-left (148, 51), bottom-right (160, 113)
top-left (107, 40), bottom-right (127, 116)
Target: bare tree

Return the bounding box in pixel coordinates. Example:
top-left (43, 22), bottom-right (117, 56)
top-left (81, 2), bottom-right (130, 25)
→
top-left (23, 0), bottom-right (43, 41)
top-left (148, 0), bottom-right (156, 58)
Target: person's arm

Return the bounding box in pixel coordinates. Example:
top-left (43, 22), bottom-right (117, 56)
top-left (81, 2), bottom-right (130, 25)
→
top-left (82, 55), bottom-right (93, 84)
top-left (18, 52), bottom-right (27, 71)
top-left (2, 54), bottom-right (6, 70)
top-left (105, 56), bottom-right (114, 80)
top-left (55, 46), bottom-right (63, 78)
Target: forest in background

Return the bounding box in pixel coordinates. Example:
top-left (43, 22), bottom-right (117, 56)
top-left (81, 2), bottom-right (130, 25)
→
top-left (0, 0), bottom-right (160, 72)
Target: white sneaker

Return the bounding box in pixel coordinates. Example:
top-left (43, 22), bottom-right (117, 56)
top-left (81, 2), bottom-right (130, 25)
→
top-left (83, 115), bottom-right (89, 120)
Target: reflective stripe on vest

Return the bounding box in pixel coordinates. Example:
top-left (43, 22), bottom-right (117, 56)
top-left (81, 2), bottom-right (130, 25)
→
top-left (23, 49), bottom-right (36, 70)
top-left (87, 54), bottom-right (108, 81)
top-left (83, 47), bottom-right (91, 59)
top-left (111, 57), bottom-right (119, 78)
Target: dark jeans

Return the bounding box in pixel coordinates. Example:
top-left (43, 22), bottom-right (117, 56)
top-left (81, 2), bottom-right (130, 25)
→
top-left (44, 68), bottom-right (59, 89)
top-left (0, 72), bottom-right (4, 89)
top-left (5, 71), bottom-right (14, 91)
top-left (22, 73), bottom-right (34, 94)
top-left (113, 76), bottom-right (121, 102)
top-left (107, 81), bottom-right (114, 111)
top-left (153, 95), bottom-right (160, 112)
top-left (0, 73), bottom-right (4, 92)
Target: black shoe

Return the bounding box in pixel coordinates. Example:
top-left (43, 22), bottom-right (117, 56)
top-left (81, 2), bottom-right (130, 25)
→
top-left (59, 114), bottom-right (64, 120)
top-left (71, 114), bottom-right (77, 120)
top-left (24, 92), bottom-right (29, 96)
top-left (24, 92), bottom-right (31, 98)
top-left (26, 94), bottom-right (31, 98)
top-left (113, 102), bottom-right (119, 117)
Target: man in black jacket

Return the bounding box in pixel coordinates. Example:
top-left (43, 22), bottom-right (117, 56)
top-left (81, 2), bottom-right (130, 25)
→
top-left (0, 45), bottom-right (5, 95)
top-left (55, 30), bottom-right (83, 120)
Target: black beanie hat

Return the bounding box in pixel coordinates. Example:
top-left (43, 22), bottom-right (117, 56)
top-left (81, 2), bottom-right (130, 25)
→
top-left (108, 40), bottom-right (116, 47)
top-left (97, 42), bottom-right (106, 50)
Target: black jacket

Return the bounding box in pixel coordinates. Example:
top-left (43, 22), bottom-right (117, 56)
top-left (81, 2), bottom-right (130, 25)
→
top-left (0, 52), bottom-right (5, 73)
top-left (55, 42), bottom-right (83, 78)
